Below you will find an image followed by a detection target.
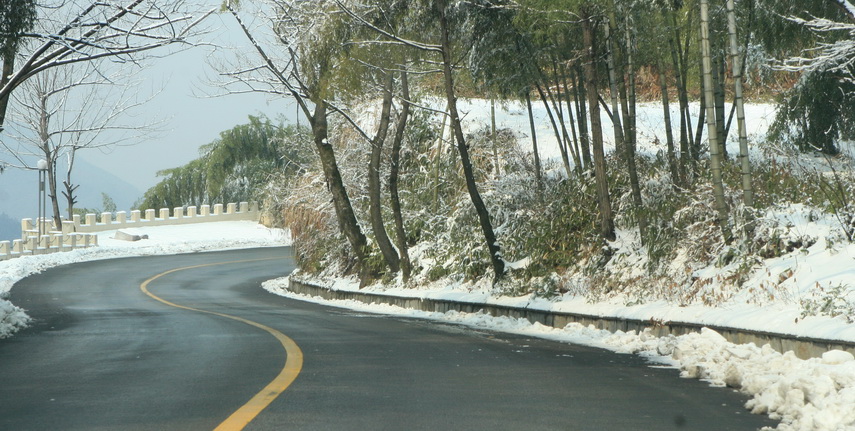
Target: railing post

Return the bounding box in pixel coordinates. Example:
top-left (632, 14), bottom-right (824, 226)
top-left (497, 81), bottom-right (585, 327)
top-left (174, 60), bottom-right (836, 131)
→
top-left (145, 209), bottom-right (156, 222)
top-left (159, 208), bottom-right (170, 220)
top-left (20, 218), bottom-right (33, 242)
top-left (187, 206), bottom-right (197, 218)
top-left (85, 213), bottom-right (97, 226)
top-left (131, 210), bottom-right (141, 223)
top-left (213, 204), bottom-right (224, 216)
top-left (201, 205), bottom-right (210, 217)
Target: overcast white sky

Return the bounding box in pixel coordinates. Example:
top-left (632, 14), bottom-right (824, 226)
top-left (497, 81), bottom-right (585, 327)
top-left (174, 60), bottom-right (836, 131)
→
top-left (78, 8), bottom-right (299, 192)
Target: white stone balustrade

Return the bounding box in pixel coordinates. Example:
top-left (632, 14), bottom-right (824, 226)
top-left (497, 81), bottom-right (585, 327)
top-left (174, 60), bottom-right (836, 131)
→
top-left (1, 202), bottom-right (258, 261)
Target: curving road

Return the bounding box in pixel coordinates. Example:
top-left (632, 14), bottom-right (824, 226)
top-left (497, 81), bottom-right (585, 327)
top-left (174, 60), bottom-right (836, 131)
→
top-left (0, 247), bottom-right (777, 430)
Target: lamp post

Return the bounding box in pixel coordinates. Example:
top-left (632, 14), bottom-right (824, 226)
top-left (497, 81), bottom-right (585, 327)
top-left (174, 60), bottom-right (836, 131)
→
top-left (37, 159), bottom-right (48, 240)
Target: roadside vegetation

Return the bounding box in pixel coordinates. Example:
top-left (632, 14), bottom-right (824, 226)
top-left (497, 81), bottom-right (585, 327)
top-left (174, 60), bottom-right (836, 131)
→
top-left (138, 0), bottom-right (855, 318)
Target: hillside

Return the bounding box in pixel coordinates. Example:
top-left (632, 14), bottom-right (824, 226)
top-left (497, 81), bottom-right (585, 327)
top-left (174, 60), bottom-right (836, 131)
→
top-left (281, 96), bottom-right (855, 342)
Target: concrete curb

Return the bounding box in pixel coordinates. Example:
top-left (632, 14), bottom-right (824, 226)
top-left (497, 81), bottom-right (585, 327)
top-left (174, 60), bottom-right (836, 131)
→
top-left (288, 278), bottom-right (855, 360)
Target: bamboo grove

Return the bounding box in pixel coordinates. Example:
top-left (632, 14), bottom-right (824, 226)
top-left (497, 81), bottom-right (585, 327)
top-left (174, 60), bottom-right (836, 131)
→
top-left (205, 0), bottom-right (855, 288)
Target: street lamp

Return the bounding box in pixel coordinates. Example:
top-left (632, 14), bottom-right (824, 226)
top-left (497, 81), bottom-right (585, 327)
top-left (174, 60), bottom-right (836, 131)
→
top-left (37, 159), bottom-right (48, 239)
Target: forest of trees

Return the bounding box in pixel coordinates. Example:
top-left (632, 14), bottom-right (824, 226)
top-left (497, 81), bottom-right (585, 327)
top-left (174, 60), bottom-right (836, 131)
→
top-left (206, 0), bottom-right (855, 291)
top-left (3, 0), bottom-right (855, 296)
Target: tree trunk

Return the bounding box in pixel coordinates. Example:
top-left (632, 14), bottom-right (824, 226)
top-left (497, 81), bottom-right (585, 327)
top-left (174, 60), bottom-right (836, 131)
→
top-left (431, 101), bottom-right (450, 211)
top-left (390, 70), bottom-right (412, 282)
top-left (573, 66), bottom-right (592, 171)
top-left (604, 19), bottom-right (626, 160)
top-left (560, 63), bottom-right (582, 175)
top-left (36, 92), bottom-right (63, 228)
top-left (607, 2), bottom-right (633, 148)
top-left (312, 100), bottom-right (371, 282)
top-left (693, 61), bottom-right (706, 163)
top-left (47, 156), bottom-right (63, 228)
top-left (524, 90), bottom-right (544, 191)
top-left (666, 5), bottom-right (692, 173)
top-left (582, 10), bottom-right (616, 242)
top-left (713, 55), bottom-right (728, 159)
top-left (437, 2), bottom-right (505, 282)
top-left (0, 49), bottom-right (14, 132)
top-left (624, 17), bottom-right (637, 151)
top-left (700, 0), bottom-right (732, 242)
top-left (727, 0), bottom-right (753, 209)
top-left (368, 75), bottom-right (400, 274)
top-left (535, 83), bottom-right (572, 178)
top-left (550, 58), bottom-right (581, 172)
top-left (606, 11), bottom-right (648, 246)
top-left (490, 98), bottom-right (500, 177)
top-left (658, 57), bottom-right (681, 187)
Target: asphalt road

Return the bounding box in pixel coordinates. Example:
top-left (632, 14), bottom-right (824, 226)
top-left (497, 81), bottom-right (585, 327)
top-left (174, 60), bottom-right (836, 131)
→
top-left (0, 247), bottom-right (778, 430)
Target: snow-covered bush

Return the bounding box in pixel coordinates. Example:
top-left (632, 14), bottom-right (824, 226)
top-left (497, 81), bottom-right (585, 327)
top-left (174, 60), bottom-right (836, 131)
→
top-left (769, 65), bottom-right (855, 156)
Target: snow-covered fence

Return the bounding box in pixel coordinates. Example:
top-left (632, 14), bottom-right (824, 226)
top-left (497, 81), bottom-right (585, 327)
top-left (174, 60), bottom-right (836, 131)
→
top-left (0, 202), bottom-right (259, 261)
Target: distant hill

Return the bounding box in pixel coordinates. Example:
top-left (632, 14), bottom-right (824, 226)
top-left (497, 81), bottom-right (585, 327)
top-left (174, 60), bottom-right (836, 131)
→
top-left (0, 158), bottom-right (141, 242)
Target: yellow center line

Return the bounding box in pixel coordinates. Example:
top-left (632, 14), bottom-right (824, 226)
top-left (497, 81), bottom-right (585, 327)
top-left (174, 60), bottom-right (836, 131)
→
top-left (139, 257), bottom-right (303, 431)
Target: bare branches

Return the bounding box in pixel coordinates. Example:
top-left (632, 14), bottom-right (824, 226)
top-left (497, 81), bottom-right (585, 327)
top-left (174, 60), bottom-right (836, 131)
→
top-left (223, 1), bottom-right (313, 121)
top-left (2, 62), bottom-right (162, 168)
top-left (0, 0), bottom-right (214, 125)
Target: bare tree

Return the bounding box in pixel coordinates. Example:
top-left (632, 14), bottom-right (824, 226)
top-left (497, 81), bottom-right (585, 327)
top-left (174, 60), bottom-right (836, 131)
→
top-left (0, 0), bottom-right (214, 132)
top-left (0, 62), bottom-right (160, 227)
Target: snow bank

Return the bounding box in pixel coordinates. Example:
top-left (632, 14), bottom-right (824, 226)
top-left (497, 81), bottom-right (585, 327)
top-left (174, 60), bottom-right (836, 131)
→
top-left (0, 221), bottom-right (289, 338)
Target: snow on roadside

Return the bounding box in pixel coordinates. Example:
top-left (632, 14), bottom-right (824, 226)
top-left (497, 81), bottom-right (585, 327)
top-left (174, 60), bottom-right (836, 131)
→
top-left (264, 278), bottom-right (855, 431)
top-left (0, 221), bottom-right (289, 338)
